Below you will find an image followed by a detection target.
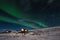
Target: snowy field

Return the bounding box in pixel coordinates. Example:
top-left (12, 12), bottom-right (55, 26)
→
top-left (0, 27), bottom-right (60, 40)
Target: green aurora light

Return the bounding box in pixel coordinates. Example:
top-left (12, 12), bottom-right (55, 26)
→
top-left (0, 4), bottom-right (48, 29)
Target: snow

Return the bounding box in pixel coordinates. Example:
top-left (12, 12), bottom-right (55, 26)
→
top-left (0, 26), bottom-right (60, 40)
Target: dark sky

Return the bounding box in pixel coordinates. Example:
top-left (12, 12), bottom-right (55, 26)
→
top-left (0, 0), bottom-right (60, 30)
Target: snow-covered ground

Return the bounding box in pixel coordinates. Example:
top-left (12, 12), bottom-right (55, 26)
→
top-left (0, 26), bottom-right (60, 40)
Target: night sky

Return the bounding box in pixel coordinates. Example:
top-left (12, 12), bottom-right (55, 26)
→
top-left (0, 0), bottom-right (60, 30)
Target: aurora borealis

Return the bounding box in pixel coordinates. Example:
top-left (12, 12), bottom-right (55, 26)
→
top-left (0, 0), bottom-right (60, 30)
